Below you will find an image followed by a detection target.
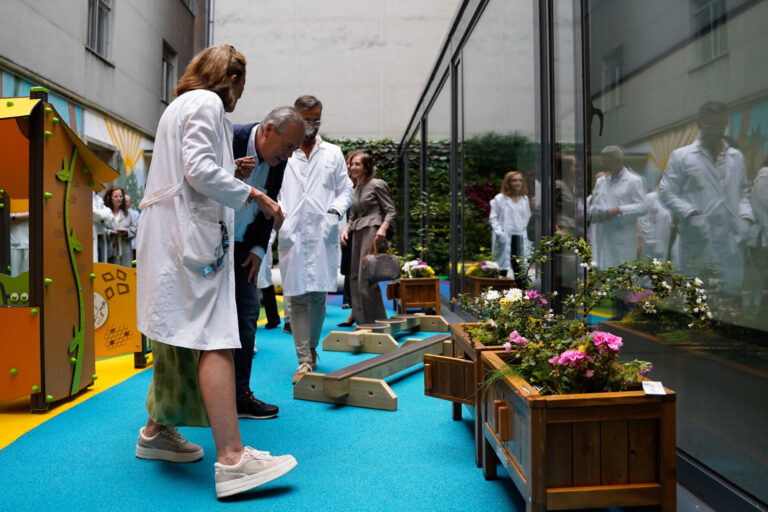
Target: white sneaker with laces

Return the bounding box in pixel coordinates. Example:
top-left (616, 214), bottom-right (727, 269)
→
top-left (292, 361), bottom-right (313, 384)
top-left (214, 446), bottom-right (297, 498)
top-left (135, 426), bottom-right (203, 463)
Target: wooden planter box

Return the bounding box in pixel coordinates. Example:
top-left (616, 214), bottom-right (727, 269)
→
top-left (479, 350), bottom-right (676, 512)
top-left (423, 322), bottom-right (508, 466)
top-left (386, 277), bottom-right (441, 314)
top-left (464, 275), bottom-right (517, 299)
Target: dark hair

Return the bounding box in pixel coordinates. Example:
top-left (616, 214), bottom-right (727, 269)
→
top-left (697, 100), bottom-right (727, 120)
top-left (350, 151), bottom-right (375, 183)
top-left (175, 45), bottom-right (246, 112)
top-left (294, 95), bottom-right (323, 111)
top-left (104, 186), bottom-right (128, 214)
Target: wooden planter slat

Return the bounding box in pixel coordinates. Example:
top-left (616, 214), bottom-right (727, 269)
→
top-left (387, 277), bottom-right (441, 314)
top-left (463, 274), bottom-right (517, 298)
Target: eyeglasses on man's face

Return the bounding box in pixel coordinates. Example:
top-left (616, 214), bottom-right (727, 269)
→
top-left (305, 119), bottom-right (322, 127)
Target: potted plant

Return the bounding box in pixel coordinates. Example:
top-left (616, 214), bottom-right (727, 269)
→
top-left (425, 233), bottom-right (710, 511)
top-left (386, 259), bottom-right (441, 314)
top-left (463, 260), bottom-right (516, 298)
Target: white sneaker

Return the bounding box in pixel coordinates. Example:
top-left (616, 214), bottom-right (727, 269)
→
top-left (135, 426), bottom-right (203, 463)
top-left (292, 361), bottom-right (313, 384)
top-left (214, 446), bottom-right (297, 498)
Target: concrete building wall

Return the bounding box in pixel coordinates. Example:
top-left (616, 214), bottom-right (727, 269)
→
top-left (0, 0), bottom-right (206, 136)
top-left (213, 0), bottom-right (457, 139)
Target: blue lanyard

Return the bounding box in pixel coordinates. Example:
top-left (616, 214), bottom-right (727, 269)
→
top-left (202, 222), bottom-right (229, 277)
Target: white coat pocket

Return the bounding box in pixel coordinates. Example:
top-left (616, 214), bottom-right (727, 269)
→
top-left (324, 214), bottom-right (339, 244)
top-left (183, 214), bottom-right (224, 274)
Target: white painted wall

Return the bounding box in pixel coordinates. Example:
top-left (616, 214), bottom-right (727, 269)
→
top-left (213, 0), bottom-right (457, 139)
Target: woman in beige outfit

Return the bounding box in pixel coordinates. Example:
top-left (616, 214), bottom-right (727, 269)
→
top-left (340, 151), bottom-right (396, 326)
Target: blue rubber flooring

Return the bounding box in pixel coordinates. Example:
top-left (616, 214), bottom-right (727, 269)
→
top-left (0, 300), bottom-right (521, 511)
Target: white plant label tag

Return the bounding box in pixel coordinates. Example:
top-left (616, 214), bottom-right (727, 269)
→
top-left (642, 381), bottom-right (666, 395)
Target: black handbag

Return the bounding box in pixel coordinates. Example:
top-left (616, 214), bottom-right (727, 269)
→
top-left (360, 239), bottom-right (400, 282)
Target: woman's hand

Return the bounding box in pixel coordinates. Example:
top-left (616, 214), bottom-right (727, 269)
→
top-left (340, 228), bottom-right (350, 245)
top-left (249, 187), bottom-right (284, 225)
top-left (235, 156), bottom-right (256, 179)
top-left (375, 226), bottom-right (388, 240)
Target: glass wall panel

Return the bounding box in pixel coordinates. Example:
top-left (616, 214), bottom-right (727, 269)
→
top-left (421, 80), bottom-right (451, 278)
top-left (586, 0), bottom-right (768, 501)
top-left (402, 125), bottom-right (421, 259)
top-left (460, 0), bottom-right (539, 287)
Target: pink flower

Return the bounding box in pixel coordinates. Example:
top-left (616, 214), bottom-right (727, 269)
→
top-left (503, 341), bottom-right (512, 353)
top-left (524, 289), bottom-right (548, 306)
top-left (509, 331), bottom-right (527, 345)
top-left (585, 369), bottom-right (595, 378)
top-left (550, 350), bottom-right (594, 367)
top-left (591, 331), bottom-right (623, 352)
top-left (640, 364), bottom-right (653, 375)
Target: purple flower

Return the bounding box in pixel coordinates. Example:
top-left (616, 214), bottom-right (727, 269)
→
top-left (585, 369), bottom-right (595, 378)
top-left (640, 364), bottom-right (653, 375)
top-left (503, 341), bottom-right (512, 353)
top-left (524, 289), bottom-right (548, 306)
top-left (592, 331), bottom-right (623, 352)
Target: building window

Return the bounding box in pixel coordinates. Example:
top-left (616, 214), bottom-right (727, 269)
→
top-left (601, 46), bottom-right (623, 111)
top-left (161, 43), bottom-right (177, 104)
top-left (693, 0), bottom-right (727, 65)
top-left (87, 0), bottom-right (112, 59)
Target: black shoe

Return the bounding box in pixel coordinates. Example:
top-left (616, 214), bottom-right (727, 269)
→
top-left (236, 391), bottom-right (279, 419)
top-left (282, 322), bottom-right (292, 334)
top-left (337, 320), bottom-right (355, 327)
top-left (265, 320), bottom-right (280, 329)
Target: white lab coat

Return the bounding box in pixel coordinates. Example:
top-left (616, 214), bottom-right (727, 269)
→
top-left (589, 167), bottom-right (647, 269)
top-left (489, 193), bottom-right (531, 271)
top-left (137, 89), bottom-right (252, 350)
top-left (257, 230), bottom-right (276, 289)
top-left (637, 191), bottom-right (676, 263)
top-left (660, 139), bottom-right (753, 287)
top-left (277, 136), bottom-right (353, 297)
top-left (92, 192), bottom-right (114, 261)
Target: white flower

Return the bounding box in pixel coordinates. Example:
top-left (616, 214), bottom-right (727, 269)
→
top-left (653, 258), bottom-right (661, 266)
top-left (696, 298), bottom-right (702, 303)
top-left (707, 311), bottom-right (712, 318)
top-left (552, 291), bottom-right (558, 296)
top-left (591, 261), bottom-right (598, 267)
top-left (694, 278), bottom-right (703, 285)
top-left (693, 308), bottom-right (699, 313)
top-left (484, 290), bottom-right (501, 301)
top-left (580, 262), bottom-right (590, 269)
top-left (488, 319), bottom-right (497, 327)
top-left (504, 288), bottom-right (523, 302)
top-left (688, 323), bottom-right (694, 328)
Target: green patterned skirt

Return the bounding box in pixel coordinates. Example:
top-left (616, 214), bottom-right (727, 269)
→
top-left (146, 339), bottom-right (210, 427)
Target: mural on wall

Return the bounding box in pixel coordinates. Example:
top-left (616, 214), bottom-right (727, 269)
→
top-left (84, 111), bottom-right (151, 204)
top-left (648, 124), bottom-right (699, 174)
top-left (731, 100), bottom-right (768, 180)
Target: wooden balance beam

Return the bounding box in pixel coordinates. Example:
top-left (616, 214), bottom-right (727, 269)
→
top-left (322, 314), bottom-right (449, 354)
top-left (293, 333), bottom-right (451, 411)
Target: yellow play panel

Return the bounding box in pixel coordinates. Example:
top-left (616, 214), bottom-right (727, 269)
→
top-left (0, 353), bottom-right (151, 449)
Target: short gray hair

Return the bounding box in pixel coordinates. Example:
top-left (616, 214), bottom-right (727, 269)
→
top-left (600, 145), bottom-right (624, 162)
top-left (294, 94), bottom-right (322, 111)
top-left (261, 106), bottom-right (309, 136)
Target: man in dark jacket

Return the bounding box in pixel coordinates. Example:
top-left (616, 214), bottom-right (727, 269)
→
top-left (232, 106), bottom-right (306, 418)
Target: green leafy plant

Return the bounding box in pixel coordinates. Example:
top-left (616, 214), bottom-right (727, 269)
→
top-left (457, 234), bottom-right (711, 395)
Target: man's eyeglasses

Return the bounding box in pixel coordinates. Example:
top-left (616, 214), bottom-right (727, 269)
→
top-left (305, 119), bottom-right (322, 127)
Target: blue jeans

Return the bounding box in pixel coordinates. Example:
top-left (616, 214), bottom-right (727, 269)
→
top-left (234, 243), bottom-right (261, 396)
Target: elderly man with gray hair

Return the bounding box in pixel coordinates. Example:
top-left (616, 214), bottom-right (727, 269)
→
top-left (230, 106), bottom-right (308, 419)
top-left (589, 145), bottom-right (647, 269)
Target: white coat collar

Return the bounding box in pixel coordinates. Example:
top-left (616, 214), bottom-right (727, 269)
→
top-left (294, 134), bottom-right (324, 162)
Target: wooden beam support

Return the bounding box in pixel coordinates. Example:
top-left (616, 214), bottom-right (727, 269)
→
top-left (293, 373), bottom-right (397, 411)
top-left (322, 330), bottom-right (399, 354)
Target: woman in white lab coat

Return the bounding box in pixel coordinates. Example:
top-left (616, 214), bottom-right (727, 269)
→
top-left (134, 45), bottom-right (295, 498)
top-left (489, 171), bottom-right (531, 280)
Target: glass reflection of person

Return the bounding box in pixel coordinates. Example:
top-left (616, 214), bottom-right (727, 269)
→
top-left (489, 171), bottom-right (531, 281)
top-left (9, 211), bottom-right (30, 277)
top-left (637, 178), bottom-right (676, 263)
top-left (589, 146), bottom-right (647, 269)
top-left (660, 101), bottom-right (753, 291)
top-left (744, 156), bottom-right (768, 317)
top-left (554, 151), bottom-right (577, 235)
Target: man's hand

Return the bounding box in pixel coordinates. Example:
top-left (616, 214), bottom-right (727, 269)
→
top-left (240, 252), bottom-right (262, 285)
top-left (340, 228), bottom-right (350, 245)
top-left (250, 188), bottom-right (284, 221)
top-left (235, 156), bottom-right (256, 179)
